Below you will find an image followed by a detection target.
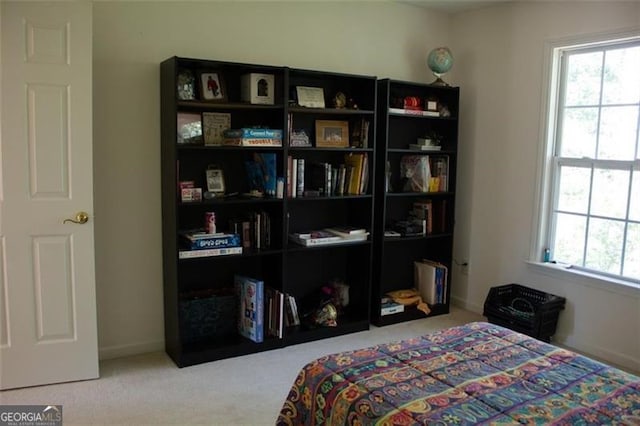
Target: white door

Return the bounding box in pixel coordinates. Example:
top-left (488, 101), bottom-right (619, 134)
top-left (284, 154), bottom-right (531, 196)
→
top-left (0, 1), bottom-right (98, 389)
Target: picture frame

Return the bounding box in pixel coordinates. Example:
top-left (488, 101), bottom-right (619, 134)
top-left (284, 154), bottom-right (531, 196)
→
top-left (315, 120), bottom-right (349, 148)
top-left (206, 166), bottom-right (225, 194)
top-left (177, 112), bottom-right (203, 145)
top-left (296, 86), bottom-right (325, 108)
top-left (177, 69), bottom-right (196, 100)
top-left (198, 71), bottom-right (227, 102)
top-left (202, 112), bottom-right (231, 146)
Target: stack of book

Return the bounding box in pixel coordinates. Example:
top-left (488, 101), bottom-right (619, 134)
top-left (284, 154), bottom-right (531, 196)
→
top-left (409, 137), bottom-right (442, 151)
top-left (289, 227), bottom-right (368, 247)
top-left (222, 128), bottom-right (283, 147)
top-left (178, 230), bottom-right (242, 259)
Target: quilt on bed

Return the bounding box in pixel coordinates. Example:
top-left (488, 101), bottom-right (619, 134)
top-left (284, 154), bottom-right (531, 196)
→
top-left (277, 322), bottom-right (640, 425)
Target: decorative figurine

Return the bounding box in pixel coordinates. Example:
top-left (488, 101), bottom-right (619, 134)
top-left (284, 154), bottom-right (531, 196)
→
top-left (333, 92), bottom-right (347, 109)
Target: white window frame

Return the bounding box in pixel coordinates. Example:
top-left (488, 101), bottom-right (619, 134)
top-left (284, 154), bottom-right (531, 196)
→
top-left (534, 29), bottom-right (640, 289)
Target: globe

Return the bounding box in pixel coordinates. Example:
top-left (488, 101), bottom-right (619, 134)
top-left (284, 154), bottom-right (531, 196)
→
top-left (427, 47), bottom-right (453, 86)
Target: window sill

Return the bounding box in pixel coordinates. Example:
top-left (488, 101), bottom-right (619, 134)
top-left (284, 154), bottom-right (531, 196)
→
top-left (526, 261), bottom-right (640, 298)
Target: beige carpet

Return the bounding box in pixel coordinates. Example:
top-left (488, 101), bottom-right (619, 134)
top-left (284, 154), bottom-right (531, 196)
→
top-left (0, 307), bottom-right (483, 425)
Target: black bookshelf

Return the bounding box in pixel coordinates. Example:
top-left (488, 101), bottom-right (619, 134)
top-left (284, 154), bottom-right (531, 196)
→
top-left (161, 57), bottom-right (376, 366)
top-left (371, 79), bottom-right (459, 326)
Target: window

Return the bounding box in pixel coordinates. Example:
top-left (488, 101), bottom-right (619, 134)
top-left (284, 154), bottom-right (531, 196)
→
top-left (543, 38), bottom-right (640, 283)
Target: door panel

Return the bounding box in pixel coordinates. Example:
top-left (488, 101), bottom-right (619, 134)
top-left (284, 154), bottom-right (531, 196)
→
top-left (0, 1), bottom-right (98, 390)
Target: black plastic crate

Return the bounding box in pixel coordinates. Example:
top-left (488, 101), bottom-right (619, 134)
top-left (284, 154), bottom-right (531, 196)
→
top-left (179, 288), bottom-right (237, 343)
top-left (483, 283), bottom-right (566, 342)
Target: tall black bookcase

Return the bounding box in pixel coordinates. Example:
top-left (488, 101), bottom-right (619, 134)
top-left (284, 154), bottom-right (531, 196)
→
top-left (160, 57), bottom-right (376, 366)
top-left (372, 79), bottom-right (459, 326)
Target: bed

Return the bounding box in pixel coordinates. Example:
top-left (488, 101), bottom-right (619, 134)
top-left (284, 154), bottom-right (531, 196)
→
top-left (277, 322), bottom-right (640, 425)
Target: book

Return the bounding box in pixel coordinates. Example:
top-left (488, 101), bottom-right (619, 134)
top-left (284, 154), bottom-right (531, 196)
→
top-left (414, 259), bottom-right (448, 304)
top-left (255, 152), bottom-right (277, 197)
top-left (380, 298), bottom-right (405, 316)
top-left (413, 200), bottom-right (433, 234)
top-left (433, 199), bottom-right (447, 233)
top-left (324, 227), bottom-right (369, 240)
top-left (389, 108), bottom-right (440, 117)
top-left (285, 294), bottom-right (300, 326)
top-left (289, 230), bottom-right (343, 246)
top-left (178, 246), bottom-right (242, 259)
top-left (296, 158), bottom-right (305, 197)
top-left (359, 153), bottom-right (369, 194)
top-left (235, 275), bottom-right (264, 343)
top-left (414, 260), bottom-right (437, 304)
top-left (343, 153), bottom-right (365, 195)
top-left (180, 231), bottom-right (242, 250)
top-left (265, 287), bottom-right (285, 338)
top-left (430, 156), bottom-right (449, 192)
top-left (291, 158), bottom-right (297, 198)
top-left (222, 137), bottom-right (282, 147)
top-left (286, 156), bottom-right (293, 198)
top-left (245, 160), bottom-right (265, 194)
top-left (350, 117), bottom-right (370, 148)
top-left (409, 144), bottom-right (442, 151)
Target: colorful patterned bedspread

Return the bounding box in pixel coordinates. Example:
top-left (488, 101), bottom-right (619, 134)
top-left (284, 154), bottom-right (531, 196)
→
top-left (277, 322), bottom-right (640, 425)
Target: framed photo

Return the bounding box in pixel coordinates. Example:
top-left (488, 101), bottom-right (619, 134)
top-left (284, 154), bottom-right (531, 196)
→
top-left (206, 167), bottom-right (225, 194)
top-left (177, 112), bottom-right (203, 145)
top-left (177, 69), bottom-right (196, 100)
top-left (198, 71), bottom-right (227, 102)
top-left (296, 86), bottom-right (325, 108)
top-left (315, 120), bottom-right (349, 148)
top-left (202, 112), bottom-right (231, 146)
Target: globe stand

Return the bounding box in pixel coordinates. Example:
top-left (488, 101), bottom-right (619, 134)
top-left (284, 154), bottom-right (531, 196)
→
top-left (429, 73), bottom-right (449, 87)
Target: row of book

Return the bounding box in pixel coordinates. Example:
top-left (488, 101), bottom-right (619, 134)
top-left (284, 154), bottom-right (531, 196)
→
top-left (287, 153), bottom-right (369, 198)
top-left (236, 274), bottom-right (300, 343)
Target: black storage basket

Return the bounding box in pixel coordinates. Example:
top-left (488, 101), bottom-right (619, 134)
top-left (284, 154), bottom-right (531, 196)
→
top-left (179, 288), bottom-right (237, 343)
top-left (483, 283), bottom-right (566, 342)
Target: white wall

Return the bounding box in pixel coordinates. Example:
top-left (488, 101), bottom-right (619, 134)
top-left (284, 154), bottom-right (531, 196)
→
top-left (92, 1), bottom-right (452, 359)
top-left (450, 2), bottom-right (640, 372)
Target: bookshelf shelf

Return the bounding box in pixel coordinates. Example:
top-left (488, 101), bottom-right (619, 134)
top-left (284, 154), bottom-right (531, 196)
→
top-left (162, 57), bottom-right (376, 367)
top-left (372, 79), bottom-right (459, 327)
top-left (288, 106), bottom-right (374, 115)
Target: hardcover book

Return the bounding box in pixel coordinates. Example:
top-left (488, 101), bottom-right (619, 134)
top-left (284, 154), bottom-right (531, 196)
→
top-left (235, 275), bottom-right (264, 343)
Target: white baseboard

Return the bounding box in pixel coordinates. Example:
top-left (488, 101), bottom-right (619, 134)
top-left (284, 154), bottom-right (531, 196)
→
top-left (451, 295), bottom-right (484, 314)
top-left (99, 339), bottom-right (164, 361)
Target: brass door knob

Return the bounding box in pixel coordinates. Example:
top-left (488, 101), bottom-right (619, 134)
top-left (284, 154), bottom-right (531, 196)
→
top-left (63, 211), bottom-right (89, 224)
